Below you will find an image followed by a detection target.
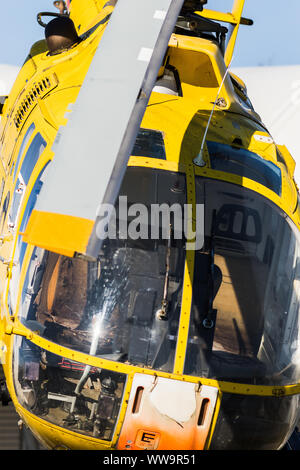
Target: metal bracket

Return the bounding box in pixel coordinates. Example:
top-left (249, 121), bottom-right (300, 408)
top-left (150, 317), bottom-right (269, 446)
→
top-left (5, 324), bottom-right (33, 340)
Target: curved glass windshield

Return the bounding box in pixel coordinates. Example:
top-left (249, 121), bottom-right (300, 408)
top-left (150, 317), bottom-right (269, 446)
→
top-left (185, 177), bottom-right (300, 386)
top-left (19, 168), bottom-right (186, 373)
top-left (210, 392), bottom-right (300, 450)
top-left (18, 169), bottom-right (300, 386)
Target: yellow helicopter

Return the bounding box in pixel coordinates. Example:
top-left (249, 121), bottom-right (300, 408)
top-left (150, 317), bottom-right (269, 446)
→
top-left (0, 0), bottom-right (300, 451)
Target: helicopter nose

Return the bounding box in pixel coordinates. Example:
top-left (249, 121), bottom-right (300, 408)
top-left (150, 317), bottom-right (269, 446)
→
top-left (117, 374), bottom-right (218, 450)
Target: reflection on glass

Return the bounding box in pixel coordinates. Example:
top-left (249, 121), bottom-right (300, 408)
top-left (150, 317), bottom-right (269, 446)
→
top-left (207, 141), bottom-right (282, 195)
top-left (13, 337), bottom-right (126, 441)
top-left (12, 123), bottom-right (35, 179)
top-left (9, 132), bottom-right (46, 228)
top-left (210, 392), bottom-right (300, 450)
top-left (185, 178), bottom-right (300, 386)
top-left (19, 168), bottom-right (186, 373)
top-left (132, 128), bottom-right (166, 160)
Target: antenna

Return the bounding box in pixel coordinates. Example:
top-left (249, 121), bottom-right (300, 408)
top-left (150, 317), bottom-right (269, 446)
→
top-left (193, 57), bottom-right (233, 167)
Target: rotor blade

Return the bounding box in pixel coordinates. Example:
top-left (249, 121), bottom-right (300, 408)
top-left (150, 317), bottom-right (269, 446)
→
top-left (23, 0), bottom-right (185, 258)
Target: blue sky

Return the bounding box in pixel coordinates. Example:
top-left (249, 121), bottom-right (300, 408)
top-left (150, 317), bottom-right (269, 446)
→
top-left (0, 0), bottom-right (299, 68)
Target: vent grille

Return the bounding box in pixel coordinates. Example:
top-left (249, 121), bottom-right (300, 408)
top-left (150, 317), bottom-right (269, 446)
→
top-left (14, 74), bottom-right (58, 129)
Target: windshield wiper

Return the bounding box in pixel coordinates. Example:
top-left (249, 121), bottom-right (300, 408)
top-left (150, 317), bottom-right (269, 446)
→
top-left (156, 225), bottom-right (172, 320)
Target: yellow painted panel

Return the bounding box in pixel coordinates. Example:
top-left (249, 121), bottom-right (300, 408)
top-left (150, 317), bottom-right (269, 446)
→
top-left (69, 0), bottom-right (112, 34)
top-left (169, 48), bottom-right (219, 89)
top-left (201, 9), bottom-right (237, 24)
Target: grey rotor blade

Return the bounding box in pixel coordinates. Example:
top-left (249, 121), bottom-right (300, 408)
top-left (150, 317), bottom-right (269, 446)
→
top-left (26, 0), bottom-right (185, 257)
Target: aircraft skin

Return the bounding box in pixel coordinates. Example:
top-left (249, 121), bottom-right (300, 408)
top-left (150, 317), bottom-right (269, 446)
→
top-left (0, 0), bottom-right (300, 450)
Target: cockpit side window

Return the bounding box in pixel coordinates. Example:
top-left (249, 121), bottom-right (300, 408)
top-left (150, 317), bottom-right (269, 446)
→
top-left (12, 123), bottom-right (35, 180)
top-left (17, 163), bottom-right (49, 267)
top-left (9, 163), bottom-right (49, 313)
top-left (207, 141), bottom-right (282, 196)
top-left (17, 134), bottom-right (46, 186)
top-left (9, 133), bottom-right (46, 230)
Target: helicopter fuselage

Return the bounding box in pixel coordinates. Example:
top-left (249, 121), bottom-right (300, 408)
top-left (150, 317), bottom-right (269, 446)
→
top-left (0, 0), bottom-right (300, 450)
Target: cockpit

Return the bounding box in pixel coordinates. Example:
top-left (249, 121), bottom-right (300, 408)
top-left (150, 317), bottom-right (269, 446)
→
top-left (11, 163), bottom-right (300, 445)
